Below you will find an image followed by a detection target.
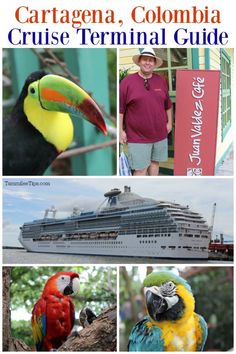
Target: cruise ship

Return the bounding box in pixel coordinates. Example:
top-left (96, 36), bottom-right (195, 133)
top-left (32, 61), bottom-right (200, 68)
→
top-left (19, 186), bottom-right (211, 259)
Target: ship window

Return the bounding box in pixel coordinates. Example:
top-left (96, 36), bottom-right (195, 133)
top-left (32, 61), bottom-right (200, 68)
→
top-left (169, 246), bottom-right (176, 249)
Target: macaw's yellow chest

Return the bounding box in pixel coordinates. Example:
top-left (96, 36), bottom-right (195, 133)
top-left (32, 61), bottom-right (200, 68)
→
top-left (158, 318), bottom-right (198, 352)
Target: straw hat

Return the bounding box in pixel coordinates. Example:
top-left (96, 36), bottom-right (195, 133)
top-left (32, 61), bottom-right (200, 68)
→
top-left (132, 47), bottom-right (163, 68)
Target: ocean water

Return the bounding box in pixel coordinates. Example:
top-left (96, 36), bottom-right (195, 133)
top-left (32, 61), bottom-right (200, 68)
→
top-left (3, 248), bottom-right (232, 265)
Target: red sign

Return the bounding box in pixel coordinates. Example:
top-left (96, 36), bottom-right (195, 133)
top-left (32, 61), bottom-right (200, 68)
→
top-left (174, 70), bottom-right (220, 176)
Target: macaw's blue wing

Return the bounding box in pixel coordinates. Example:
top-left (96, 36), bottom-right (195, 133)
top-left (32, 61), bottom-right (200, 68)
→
top-left (128, 317), bottom-right (164, 352)
top-left (32, 298), bottom-right (47, 351)
top-left (196, 314), bottom-right (208, 351)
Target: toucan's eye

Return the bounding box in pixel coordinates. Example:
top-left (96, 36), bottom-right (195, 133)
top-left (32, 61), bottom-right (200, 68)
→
top-left (28, 84), bottom-right (37, 96)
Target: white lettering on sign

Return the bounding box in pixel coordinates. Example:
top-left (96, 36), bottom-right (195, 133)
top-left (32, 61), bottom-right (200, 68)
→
top-left (188, 77), bottom-right (205, 167)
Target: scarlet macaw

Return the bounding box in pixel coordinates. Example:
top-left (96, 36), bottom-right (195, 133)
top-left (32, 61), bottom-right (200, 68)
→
top-left (32, 271), bottom-right (80, 351)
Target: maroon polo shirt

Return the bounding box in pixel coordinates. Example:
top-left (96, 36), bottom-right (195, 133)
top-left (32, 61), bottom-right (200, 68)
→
top-left (120, 73), bottom-right (172, 143)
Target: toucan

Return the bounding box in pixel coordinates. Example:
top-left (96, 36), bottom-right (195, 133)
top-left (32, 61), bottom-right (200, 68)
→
top-left (3, 71), bottom-right (107, 176)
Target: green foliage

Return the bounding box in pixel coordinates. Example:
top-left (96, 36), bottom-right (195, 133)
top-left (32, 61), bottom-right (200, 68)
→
top-left (119, 67), bottom-right (130, 82)
top-left (11, 320), bottom-right (34, 349)
top-left (107, 48), bottom-right (117, 117)
top-left (10, 266), bottom-right (116, 312)
top-left (188, 268), bottom-right (233, 351)
top-left (120, 266), bottom-right (142, 305)
top-left (10, 266), bottom-right (117, 347)
top-left (107, 48), bottom-right (117, 172)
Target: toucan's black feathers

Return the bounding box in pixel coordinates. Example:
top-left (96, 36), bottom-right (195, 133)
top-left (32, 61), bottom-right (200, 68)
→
top-left (3, 117), bottom-right (57, 176)
top-left (11, 71), bottom-right (47, 124)
top-left (3, 71), bottom-right (57, 176)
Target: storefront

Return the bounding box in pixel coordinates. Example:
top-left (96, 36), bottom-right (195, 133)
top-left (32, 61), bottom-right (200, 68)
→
top-left (119, 48), bottom-right (233, 175)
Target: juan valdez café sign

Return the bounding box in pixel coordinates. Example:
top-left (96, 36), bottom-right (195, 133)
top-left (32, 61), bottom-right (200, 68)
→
top-left (174, 69), bottom-right (220, 176)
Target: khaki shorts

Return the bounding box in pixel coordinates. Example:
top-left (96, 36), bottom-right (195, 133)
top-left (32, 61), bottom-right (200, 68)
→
top-left (128, 139), bottom-right (168, 170)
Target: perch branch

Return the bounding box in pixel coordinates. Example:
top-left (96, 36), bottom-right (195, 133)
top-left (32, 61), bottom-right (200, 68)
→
top-left (58, 305), bottom-right (117, 352)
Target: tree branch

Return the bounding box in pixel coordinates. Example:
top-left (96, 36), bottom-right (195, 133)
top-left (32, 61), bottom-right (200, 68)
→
top-left (8, 338), bottom-right (31, 352)
top-left (58, 305), bottom-right (117, 352)
top-left (179, 266), bottom-right (216, 279)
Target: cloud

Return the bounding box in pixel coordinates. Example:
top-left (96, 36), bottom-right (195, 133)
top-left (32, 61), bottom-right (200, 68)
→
top-left (3, 189), bottom-right (43, 201)
top-left (3, 177), bottom-right (233, 239)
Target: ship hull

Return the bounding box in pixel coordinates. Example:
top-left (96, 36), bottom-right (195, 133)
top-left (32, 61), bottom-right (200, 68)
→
top-left (18, 187), bottom-right (211, 260)
top-left (19, 231), bottom-right (209, 259)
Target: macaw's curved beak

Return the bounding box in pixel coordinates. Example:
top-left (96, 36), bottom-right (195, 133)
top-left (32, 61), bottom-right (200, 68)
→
top-left (146, 290), bottom-right (168, 321)
top-left (63, 282), bottom-right (74, 296)
top-left (38, 74), bottom-right (107, 135)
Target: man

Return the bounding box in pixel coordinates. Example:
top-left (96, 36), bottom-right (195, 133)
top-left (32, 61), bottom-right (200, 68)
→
top-left (119, 48), bottom-right (172, 176)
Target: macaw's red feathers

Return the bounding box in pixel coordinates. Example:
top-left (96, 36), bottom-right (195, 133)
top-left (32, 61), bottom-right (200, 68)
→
top-left (32, 272), bottom-right (79, 351)
top-left (32, 295), bottom-right (75, 351)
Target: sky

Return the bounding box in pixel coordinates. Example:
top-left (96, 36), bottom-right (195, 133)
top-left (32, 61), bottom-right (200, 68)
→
top-left (3, 177), bottom-right (234, 247)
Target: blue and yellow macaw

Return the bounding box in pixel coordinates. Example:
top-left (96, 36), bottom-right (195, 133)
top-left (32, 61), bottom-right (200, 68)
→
top-left (128, 271), bottom-right (208, 352)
